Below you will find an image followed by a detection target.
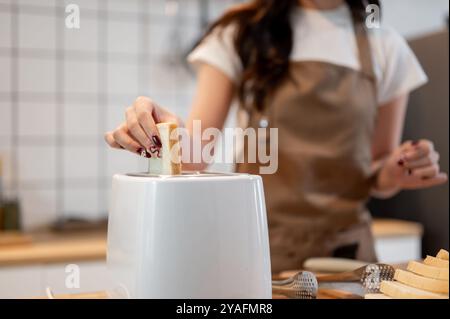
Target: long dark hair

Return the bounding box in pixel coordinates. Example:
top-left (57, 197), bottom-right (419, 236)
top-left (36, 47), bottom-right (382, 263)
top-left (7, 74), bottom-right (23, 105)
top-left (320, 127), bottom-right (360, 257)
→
top-left (199, 0), bottom-right (380, 111)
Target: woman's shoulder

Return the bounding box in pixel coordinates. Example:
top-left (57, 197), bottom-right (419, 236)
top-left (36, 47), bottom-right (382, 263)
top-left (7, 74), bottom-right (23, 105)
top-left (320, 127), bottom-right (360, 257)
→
top-left (366, 23), bottom-right (416, 74)
top-left (187, 22), bottom-right (242, 83)
top-left (367, 23), bottom-right (428, 105)
top-left (367, 23), bottom-right (411, 60)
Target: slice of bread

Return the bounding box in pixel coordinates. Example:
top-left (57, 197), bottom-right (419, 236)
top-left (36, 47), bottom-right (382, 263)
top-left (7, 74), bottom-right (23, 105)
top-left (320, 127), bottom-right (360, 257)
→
top-left (407, 261), bottom-right (449, 281)
top-left (380, 280), bottom-right (448, 299)
top-left (394, 269), bottom-right (448, 294)
top-left (424, 256), bottom-right (449, 269)
top-left (437, 249), bottom-right (449, 261)
top-left (148, 122), bottom-right (182, 175)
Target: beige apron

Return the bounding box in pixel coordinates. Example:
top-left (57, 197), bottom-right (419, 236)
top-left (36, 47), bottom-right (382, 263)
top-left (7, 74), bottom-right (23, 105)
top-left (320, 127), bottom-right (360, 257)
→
top-left (236, 20), bottom-right (379, 273)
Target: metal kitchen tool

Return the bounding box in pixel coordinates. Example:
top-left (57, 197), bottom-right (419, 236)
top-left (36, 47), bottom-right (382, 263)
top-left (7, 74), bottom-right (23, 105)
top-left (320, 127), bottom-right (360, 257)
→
top-left (316, 263), bottom-right (395, 294)
top-left (272, 271), bottom-right (318, 299)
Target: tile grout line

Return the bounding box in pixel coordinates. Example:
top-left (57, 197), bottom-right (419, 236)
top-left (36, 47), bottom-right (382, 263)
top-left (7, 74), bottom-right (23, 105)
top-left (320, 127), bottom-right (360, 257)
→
top-left (0, 3), bottom-right (199, 24)
top-left (139, 0), bottom-right (150, 95)
top-left (0, 92), bottom-right (190, 102)
top-left (97, 1), bottom-right (108, 217)
top-left (0, 47), bottom-right (171, 65)
top-left (55, 0), bottom-right (64, 220)
top-left (10, 0), bottom-right (18, 197)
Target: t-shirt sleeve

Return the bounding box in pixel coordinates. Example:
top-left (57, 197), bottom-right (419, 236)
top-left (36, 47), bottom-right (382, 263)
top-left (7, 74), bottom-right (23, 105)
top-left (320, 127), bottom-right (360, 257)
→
top-left (187, 24), bottom-right (242, 84)
top-left (377, 27), bottom-right (428, 105)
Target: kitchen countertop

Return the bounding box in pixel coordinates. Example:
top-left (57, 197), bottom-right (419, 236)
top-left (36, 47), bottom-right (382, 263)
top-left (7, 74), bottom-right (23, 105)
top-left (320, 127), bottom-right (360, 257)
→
top-left (0, 218), bottom-right (423, 267)
top-left (38, 289), bottom-right (362, 299)
top-left (0, 230), bottom-right (106, 266)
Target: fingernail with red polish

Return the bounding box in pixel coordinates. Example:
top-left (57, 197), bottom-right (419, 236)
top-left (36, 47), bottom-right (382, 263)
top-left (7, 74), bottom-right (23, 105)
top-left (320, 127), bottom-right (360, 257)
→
top-left (412, 140), bottom-right (420, 146)
top-left (152, 135), bottom-right (162, 148)
top-left (398, 159), bottom-right (404, 166)
top-left (408, 169), bottom-right (413, 176)
top-left (137, 148), bottom-right (151, 158)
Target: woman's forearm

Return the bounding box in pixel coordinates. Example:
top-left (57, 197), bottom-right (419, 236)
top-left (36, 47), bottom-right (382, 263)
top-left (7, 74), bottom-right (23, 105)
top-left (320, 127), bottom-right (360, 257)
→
top-left (371, 157), bottom-right (401, 199)
top-left (370, 156), bottom-right (401, 199)
top-left (180, 64), bottom-right (235, 172)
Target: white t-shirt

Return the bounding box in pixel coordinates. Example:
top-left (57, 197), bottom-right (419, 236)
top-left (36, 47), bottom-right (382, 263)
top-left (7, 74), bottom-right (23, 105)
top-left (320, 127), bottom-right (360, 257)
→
top-left (188, 4), bottom-right (428, 105)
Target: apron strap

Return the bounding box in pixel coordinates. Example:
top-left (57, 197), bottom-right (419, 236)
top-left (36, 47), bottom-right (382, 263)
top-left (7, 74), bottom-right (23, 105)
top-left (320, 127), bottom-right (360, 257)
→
top-left (353, 20), bottom-right (376, 82)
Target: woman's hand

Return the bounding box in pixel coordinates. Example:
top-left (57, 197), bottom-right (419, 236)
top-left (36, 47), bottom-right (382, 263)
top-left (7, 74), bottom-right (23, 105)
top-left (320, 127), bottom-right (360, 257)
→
top-left (104, 96), bottom-right (184, 157)
top-left (377, 140), bottom-right (448, 195)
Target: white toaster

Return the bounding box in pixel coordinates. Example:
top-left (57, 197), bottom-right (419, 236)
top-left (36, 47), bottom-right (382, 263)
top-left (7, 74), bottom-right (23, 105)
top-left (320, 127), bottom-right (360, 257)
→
top-left (106, 172), bottom-right (272, 298)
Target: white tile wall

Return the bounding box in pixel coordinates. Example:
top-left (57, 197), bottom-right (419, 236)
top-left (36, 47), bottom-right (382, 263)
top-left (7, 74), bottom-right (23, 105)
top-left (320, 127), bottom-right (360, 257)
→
top-left (105, 147), bottom-right (143, 178)
top-left (209, 0), bottom-right (238, 20)
top-left (178, 0), bottom-right (202, 19)
top-left (105, 101), bottom-right (131, 131)
top-left (18, 0), bottom-right (55, 7)
top-left (97, 187), bottom-right (109, 215)
top-left (147, 23), bottom-right (172, 56)
top-left (0, 102), bottom-right (11, 137)
top-left (149, 93), bottom-right (177, 113)
top-left (107, 0), bottom-right (141, 13)
top-left (148, 61), bottom-right (177, 95)
top-left (0, 11), bottom-right (11, 48)
top-left (63, 145), bottom-right (99, 180)
top-left (64, 60), bottom-right (98, 93)
top-left (62, 187), bottom-right (99, 219)
top-left (18, 57), bottom-right (56, 93)
top-left (177, 23), bottom-right (201, 53)
top-left (62, 0), bottom-right (98, 11)
top-left (17, 145), bottom-right (57, 183)
top-left (176, 66), bottom-right (196, 96)
top-left (107, 63), bottom-right (140, 95)
top-left (18, 102), bottom-right (57, 137)
top-left (0, 141), bottom-right (12, 193)
top-left (106, 20), bottom-right (140, 54)
top-left (0, 56), bottom-right (11, 93)
top-left (381, 0), bottom-right (449, 38)
top-left (174, 93), bottom-right (195, 119)
top-left (145, 0), bottom-right (164, 15)
top-left (0, 0), bottom-right (237, 230)
top-left (63, 103), bottom-right (99, 137)
top-left (18, 13), bottom-right (57, 50)
top-left (19, 188), bottom-right (58, 229)
top-left (63, 16), bottom-right (98, 52)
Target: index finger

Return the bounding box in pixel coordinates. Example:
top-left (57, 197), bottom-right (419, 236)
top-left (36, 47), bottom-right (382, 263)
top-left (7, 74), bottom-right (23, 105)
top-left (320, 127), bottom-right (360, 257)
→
top-left (133, 97), bottom-right (162, 150)
top-left (404, 140), bottom-right (433, 161)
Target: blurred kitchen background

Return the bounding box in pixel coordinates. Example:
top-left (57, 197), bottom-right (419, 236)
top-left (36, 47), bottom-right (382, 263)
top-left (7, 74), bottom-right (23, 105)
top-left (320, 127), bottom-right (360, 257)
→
top-left (0, 0), bottom-right (448, 298)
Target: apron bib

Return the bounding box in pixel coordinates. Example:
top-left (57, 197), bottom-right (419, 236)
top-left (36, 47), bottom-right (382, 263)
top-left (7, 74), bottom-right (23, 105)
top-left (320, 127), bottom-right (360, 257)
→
top-left (236, 21), bottom-right (379, 273)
